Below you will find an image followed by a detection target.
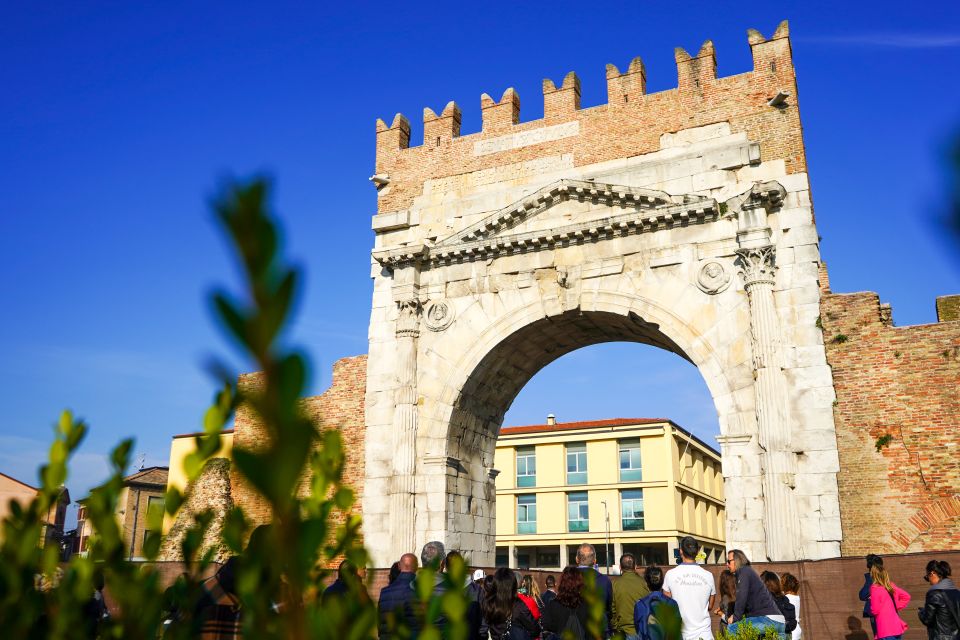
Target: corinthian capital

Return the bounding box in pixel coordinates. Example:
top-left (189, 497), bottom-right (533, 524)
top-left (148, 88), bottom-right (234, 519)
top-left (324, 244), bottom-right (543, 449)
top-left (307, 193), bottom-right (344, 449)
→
top-left (396, 299), bottom-right (422, 338)
top-left (736, 246), bottom-right (777, 287)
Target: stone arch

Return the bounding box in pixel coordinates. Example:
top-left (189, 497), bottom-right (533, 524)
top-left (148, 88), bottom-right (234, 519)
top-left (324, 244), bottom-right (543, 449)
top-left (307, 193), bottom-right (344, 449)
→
top-left (411, 280), bottom-right (757, 561)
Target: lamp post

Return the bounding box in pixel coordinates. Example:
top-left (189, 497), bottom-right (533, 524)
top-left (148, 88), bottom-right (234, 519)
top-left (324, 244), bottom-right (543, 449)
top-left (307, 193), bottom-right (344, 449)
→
top-left (601, 500), bottom-right (611, 575)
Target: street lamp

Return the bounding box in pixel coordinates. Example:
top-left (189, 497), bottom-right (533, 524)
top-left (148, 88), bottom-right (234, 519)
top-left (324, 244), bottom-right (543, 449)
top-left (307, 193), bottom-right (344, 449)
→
top-left (600, 500), bottom-right (611, 575)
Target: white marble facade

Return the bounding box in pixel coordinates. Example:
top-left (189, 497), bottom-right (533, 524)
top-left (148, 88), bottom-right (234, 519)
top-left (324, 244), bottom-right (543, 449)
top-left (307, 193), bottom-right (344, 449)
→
top-left (365, 122), bottom-right (842, 567)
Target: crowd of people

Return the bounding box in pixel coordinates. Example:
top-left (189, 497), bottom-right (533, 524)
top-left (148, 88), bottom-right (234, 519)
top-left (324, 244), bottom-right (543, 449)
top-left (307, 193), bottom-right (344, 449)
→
top-left (74, 538), bottom-right (959, 639)
top-left (371, 539), bottom-right (959, 640)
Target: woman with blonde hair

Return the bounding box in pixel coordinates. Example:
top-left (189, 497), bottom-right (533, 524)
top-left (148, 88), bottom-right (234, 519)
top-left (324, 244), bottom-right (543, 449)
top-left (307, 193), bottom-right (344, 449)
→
top-left (868, 563), bottom-right (910, 640)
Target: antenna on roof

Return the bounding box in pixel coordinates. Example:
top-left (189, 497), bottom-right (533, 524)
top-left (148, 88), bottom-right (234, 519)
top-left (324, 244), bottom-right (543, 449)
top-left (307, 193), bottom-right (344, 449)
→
top-left (135, 453), bottom-right (146, 471)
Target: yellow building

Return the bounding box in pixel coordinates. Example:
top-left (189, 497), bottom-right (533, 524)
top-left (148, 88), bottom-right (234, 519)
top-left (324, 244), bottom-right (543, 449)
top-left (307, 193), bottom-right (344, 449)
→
top-left (494, 417), bottom-right (725, 570)
top-left (162, 429), bottom-right (234, 533)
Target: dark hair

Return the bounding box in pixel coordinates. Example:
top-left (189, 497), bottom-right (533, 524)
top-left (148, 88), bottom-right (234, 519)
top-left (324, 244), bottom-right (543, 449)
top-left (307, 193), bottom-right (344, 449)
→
top-left (680, 536), bottom-right (700, 560)
top-left (781, 573), bottom-right (800, 594)
top-left (421, 541), bottom-right (446, 569)
top-left (557, 566), bottom-right (584, 608)
top-left (760, 571), bottom-right (783, 597)
top-left (445, 550), bottom-right (464, 574)
top-left (388, 561), bottom-right (401, 585)
top-left (719, 569), bottom-right (737, 600)
top-left (481, 568), bottom-right (517, 625)
top-left (644, 566), bottom-right (664, 592)
top-left (338, 559), bottom-right (357, 580)
top-left (866, 554), bottom-right (883, 570)
top-left (545, 575), bottom-right (556, 588)
top-left (620, 553), bottom-right (636, 571)
top-left (927, 560), bottom-right (952, 579)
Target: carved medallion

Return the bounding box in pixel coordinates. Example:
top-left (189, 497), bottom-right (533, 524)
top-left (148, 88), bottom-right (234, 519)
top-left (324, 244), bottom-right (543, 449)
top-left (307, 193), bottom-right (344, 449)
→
top-left (424, 299), bottom-right (455, 331)
top-left (696, 260), bottom-right (732, 295)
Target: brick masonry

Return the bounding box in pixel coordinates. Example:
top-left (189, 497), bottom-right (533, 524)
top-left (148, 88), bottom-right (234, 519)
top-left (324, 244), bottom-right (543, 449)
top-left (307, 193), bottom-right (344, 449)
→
top-left (821, 287), bottom-right (960, 555)
top-left (229, 355), bottom-right (367, 563)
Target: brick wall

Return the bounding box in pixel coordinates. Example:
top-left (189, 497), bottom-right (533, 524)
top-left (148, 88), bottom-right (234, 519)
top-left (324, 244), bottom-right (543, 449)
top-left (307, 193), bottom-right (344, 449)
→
top-left (821, 289), bottom-right (960, 555)
top-left (230, 355), bottom-right (368, 559)
top-left (374, 22), bottom-right (804, 217)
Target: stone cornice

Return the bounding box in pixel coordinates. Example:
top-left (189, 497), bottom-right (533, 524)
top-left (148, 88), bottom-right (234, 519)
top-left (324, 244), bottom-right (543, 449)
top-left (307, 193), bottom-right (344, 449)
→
top-left (373, 179), bottom-right (718, 268)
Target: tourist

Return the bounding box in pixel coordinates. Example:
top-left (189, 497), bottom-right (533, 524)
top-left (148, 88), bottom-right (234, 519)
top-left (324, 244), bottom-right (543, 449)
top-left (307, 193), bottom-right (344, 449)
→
top-left (481, 567), bottom-right (540, 640)
top-left (725, 549), bottom-right (785, 636)
top-left (542, 566), bottom-right (590, 639)
top-left (193, 556), bottom-right (242, 638)
top-left (82, 569), bottom-right (109, 638)
top-left (522, 574), bottom-right (546, 611)
top-left (634, 566), bottom-right (681, 640)
top-left (576, 543), bottom-right (614, 636)
top-left (612, 553), bottom-right (650, 639)
top-left (418, 541), bottom-right (452, 633)
top-left (868, 562), bottom-right (910, 640)
top-left (918, 560), bottom-right (960, 640)
top-left (542, 575), bottom-right (558, 606)
top-left (663, 537), bottom-right (715, 640)
top-left (860, 554), bottom-right (884, 636)
top-left (468, 569), bottom-right (486, 601)
top-left (713, 569), bottom-right (736, 636)
top-left (759, 571), bottom-right (797, 637)
top-left (515, 570), bottom-right (542, 622)
top-left (378, 553), bottom-right (419, 638)
top-left (781, 573), bottom-right (802, 640)
top-left (388, 561), bottom-right (401, 586)
top-left (322, 559), bottom-right (369, 605)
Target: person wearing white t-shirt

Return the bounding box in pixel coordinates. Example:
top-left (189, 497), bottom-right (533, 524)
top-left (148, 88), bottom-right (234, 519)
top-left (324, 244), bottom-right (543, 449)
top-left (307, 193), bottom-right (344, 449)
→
top-left (663, 537), bottom-right (716, 640)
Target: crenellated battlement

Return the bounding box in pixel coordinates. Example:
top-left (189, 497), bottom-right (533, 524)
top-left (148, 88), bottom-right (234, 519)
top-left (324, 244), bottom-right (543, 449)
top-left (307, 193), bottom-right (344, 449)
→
top-left (374, 20), bottom-right (800, 214)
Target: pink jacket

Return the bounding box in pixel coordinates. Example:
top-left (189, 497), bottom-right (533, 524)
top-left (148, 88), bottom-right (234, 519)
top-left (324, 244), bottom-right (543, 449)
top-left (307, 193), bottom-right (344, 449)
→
top-left (869, 582), bottom-right (910, 639)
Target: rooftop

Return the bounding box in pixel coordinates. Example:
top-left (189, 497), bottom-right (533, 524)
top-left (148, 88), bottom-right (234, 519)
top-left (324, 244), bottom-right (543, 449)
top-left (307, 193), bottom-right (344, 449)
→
top-left (498, 417), bottom-right (720, 457)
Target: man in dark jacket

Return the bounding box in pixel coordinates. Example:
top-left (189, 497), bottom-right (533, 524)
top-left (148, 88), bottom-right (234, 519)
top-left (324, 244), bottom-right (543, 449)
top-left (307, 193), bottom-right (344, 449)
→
top-left (859, 554), bottom-right (883, 636)
top-left (378, 553), bottom-right (419, 638)
top-left (918, 560), bottom-right (960, 640)
top-left (725, 549), bottom-right (784, 636)
top-left (576, 542), bottom-right (614, 636)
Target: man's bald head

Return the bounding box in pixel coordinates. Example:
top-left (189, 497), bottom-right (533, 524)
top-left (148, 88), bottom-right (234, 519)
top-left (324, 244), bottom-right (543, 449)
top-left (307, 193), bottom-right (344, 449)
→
top-left (576, 543), bottom-right (597, 566)
top-left (399, 553), bottom-right (418, 573)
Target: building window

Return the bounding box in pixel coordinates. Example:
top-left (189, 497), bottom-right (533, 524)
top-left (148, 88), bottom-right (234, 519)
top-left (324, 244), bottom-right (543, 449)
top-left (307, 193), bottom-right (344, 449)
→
top-left (619, 439), bottom-right (642, 482)
top-left (566, 443), bottom-right (587, 484)
top-left (621, 489), bottom-right (644, 530)
top-left (516, 447), bottom-right (536, 488)
top-left (147, 495), bottom-right (165, 520)
top-left (517, 494), bottom-right (537, 534)
top-left (567, 491), bottom-right (589, 532)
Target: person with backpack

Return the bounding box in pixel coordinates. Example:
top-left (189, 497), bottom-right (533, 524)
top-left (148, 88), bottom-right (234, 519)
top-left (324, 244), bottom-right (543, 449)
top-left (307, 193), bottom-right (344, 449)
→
top-left (542, 566), bottom-right (590, 640)
top-left (918, 560), bottom-right (960, 640)
top-left (760, 571), bottom-right (797, 638)
top-left (868, 563), bottom-right (910, 640)
top-left (634, 566), bottom-right (681, 640)
top-left (482, 567), bottom-right (541, 640)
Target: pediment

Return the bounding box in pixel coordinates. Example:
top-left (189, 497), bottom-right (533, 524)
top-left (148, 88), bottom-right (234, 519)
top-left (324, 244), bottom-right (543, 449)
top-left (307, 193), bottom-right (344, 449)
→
top-left (373, 178), bottom-right (721, 267)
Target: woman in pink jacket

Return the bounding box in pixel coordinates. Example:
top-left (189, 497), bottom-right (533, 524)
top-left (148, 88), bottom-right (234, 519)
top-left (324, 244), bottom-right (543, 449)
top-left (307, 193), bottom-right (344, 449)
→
top-left (869, 564), bottom-right (911, 640)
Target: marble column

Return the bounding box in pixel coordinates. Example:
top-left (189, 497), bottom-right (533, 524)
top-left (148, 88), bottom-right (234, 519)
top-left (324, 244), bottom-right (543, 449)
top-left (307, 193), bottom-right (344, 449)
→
top-left (390, 297), bottom-right (421, 557)
top-left (736, 245), bottom-right (800, 561)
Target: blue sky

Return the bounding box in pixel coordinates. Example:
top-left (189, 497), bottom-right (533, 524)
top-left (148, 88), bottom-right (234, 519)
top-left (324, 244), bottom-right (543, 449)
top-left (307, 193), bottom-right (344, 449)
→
top-left (2, 1), bottom-right (959, 522)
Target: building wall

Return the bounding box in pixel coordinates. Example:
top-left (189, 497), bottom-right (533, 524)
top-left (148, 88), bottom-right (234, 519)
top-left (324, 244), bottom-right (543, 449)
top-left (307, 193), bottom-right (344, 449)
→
top-left (822, 290), bottom-right (960, 555)
top-left (493, 422), bottom-right (724, 566)
top-left (0, 474), bottom-right (37, 527)
top-left (230, 355), bottom-right (368, 544)
top-left (163, 431), bottom-right (234, 533)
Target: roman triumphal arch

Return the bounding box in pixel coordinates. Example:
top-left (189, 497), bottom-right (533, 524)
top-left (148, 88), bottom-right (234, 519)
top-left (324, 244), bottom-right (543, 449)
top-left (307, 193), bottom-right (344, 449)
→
top-left (364, 23), bottom-right (843, 566)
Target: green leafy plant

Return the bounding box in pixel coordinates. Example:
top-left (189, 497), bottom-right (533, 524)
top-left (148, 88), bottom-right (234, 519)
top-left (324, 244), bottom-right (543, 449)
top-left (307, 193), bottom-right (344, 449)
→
top-left (875, 433), bottom-right (893, 453)
top-left (832, 333), bottom-right (849, 344)
top-left (0, 178), bottom-right (485, 639)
